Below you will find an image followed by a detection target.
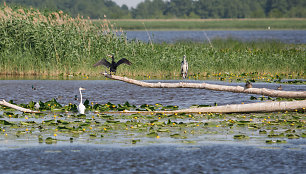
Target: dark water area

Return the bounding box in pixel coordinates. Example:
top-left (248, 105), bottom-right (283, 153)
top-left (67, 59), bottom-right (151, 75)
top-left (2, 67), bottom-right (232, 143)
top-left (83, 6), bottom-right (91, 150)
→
top-left (125, 30), bottom-right (306, 44)
top-left (1, 80), bottom-right (305, 108)
top-left (0, 143), bottom-right (305, 174)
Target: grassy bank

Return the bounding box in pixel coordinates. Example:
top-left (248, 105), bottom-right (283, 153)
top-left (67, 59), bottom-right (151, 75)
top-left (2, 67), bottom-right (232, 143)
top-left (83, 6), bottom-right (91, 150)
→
top-left (0, 5), bottom-right (305, 79)
top-left (105, 18), bottom-right (306, 30)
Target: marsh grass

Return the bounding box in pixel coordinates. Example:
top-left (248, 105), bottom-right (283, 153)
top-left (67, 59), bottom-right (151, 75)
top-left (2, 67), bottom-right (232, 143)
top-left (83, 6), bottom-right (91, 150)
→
top-left (0, 5), bottom-right (305, 79)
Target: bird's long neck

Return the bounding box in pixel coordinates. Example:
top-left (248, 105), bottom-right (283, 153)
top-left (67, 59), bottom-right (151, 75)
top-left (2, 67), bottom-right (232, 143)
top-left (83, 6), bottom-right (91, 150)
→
top-left (79, 89), bottom-right (83, 104)
top-left (112, 56), bottom-right (115, 64)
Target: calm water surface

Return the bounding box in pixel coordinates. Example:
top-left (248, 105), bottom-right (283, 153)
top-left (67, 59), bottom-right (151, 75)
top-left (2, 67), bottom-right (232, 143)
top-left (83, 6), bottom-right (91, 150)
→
top-left (0, 143), bottom-right (305, 173)
top-left (1, 80), bottom-right (305, 108)
top-left (126, 30), bottom-right (306, 44)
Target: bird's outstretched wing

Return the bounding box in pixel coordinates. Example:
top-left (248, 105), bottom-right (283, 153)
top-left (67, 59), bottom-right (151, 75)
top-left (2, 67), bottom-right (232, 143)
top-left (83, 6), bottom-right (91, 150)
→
top-left (93, 58), bottom-right (111, 67)
top-left (116, 58), bottom-right (132, 66)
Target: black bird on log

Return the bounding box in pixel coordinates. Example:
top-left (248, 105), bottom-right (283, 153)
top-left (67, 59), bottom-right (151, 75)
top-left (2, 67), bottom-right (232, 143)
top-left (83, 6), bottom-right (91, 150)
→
top-left (93, 55), bottom-right (131, 74)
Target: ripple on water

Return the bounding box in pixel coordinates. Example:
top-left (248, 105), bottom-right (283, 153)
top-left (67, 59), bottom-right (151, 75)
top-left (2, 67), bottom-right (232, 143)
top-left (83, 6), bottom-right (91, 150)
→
top-left (0, 144), bottom-right (305, 173)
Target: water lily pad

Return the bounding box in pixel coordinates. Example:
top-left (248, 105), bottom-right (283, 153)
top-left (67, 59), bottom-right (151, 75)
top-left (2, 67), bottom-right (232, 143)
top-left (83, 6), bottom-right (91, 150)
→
top-left (157, 129), bottom-right (169, 132)
top-left (266, 140), bottom-right (287, 144)
top-left (0, 120), bottom-right (14, 125)
top-left (131, 139), bottom-right (140, 144)
top-left (233, 134), bottom-right (249, 140)
top-left (147, 132), bottom-right (158, 138)
top-left (286, 134), bottom-right (300, 139)
top-left (170, 133), bottom-right (186, 139)
top-left (45, 137), bottom-right (57, 144)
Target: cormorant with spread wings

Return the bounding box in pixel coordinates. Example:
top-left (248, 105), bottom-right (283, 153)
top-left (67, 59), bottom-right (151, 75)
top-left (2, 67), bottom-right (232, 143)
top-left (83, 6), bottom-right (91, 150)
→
top-left (93, 55), bottom-right (131, 74)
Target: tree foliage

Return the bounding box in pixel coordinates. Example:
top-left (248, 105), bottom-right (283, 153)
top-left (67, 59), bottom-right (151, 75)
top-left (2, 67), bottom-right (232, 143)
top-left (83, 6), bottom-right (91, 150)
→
top-left (1, 0), bottom-right (305, 19)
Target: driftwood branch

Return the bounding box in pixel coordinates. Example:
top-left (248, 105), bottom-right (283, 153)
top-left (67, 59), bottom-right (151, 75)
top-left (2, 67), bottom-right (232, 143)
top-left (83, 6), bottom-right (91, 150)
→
top-left (102, 73), bottom-right (306, 99)
top-left (0, 100), bottom-right (40, 113)
top-left (102, 100), bottom-right (306, 114)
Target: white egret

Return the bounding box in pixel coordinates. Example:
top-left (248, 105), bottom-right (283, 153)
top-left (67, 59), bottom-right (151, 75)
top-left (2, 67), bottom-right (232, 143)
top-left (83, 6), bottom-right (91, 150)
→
top-left (78, 87), bottom-right (86, 114)
top-left (34, 102), bottom-right (40, 110)
top-left (181, 55), bottom-right (188, 79)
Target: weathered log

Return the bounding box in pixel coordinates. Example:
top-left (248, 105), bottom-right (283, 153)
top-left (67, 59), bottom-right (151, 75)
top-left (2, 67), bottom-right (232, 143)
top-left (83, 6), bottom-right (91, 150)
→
top-left (0, 100), bottom-right (40, 113)
top-left (102, 73), bottom-right (306, 99)
top-left (102, 100), bottom-right (306, 114)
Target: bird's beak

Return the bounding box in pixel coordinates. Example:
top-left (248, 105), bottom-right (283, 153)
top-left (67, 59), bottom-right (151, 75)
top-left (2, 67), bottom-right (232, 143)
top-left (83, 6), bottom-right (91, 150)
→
top-left (80, 88), bottom-right (86, 90)
top-left (107, 54), bottom-right (112, 57)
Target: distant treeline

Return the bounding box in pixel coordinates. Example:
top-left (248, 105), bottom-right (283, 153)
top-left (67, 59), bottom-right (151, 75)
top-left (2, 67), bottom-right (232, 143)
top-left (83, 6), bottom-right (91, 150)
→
top-left (1, 0), bottom-right (306, 19)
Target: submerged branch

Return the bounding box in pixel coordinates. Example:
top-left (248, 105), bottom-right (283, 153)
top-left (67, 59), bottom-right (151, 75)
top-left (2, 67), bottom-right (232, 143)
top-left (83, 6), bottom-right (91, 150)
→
top-left (102, 73), bottom-right (306, 99)
top-left (0, 100), bottom-right (40, 113)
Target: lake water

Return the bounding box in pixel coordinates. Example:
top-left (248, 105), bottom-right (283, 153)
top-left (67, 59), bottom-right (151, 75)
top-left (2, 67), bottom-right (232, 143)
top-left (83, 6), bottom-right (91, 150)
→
top-left (1, 80), bottom-right (305, 108)
top-left (125, 30), bottom-right (306, 44)
top-left (0, 143), bottom-right (305, 173)
top-left (1, 80), bottom-right (306, 173)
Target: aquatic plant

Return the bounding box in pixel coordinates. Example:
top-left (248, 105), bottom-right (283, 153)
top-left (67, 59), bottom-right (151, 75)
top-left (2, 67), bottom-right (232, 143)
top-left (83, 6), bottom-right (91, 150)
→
top-left (0, 5), bottom-right (305, 78)
top-left (0, 99), bottom-right (305, 145)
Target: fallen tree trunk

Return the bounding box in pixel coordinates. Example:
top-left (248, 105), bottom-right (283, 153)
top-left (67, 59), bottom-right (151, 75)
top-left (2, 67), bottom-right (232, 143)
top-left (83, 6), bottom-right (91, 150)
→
top-left (102, 100), bottom-right (306, 114)
top-left (0, 100), bottom-right (40, 113)
top-left (102, 73), bottom-right (306, 99)
top-left (172, 100), bottom-right (306, 113)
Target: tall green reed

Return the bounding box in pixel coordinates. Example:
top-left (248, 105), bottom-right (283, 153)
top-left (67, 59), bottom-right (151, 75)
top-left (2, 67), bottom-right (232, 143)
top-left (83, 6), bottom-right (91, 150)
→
top-left (0, 4), bottom-right (304, 78)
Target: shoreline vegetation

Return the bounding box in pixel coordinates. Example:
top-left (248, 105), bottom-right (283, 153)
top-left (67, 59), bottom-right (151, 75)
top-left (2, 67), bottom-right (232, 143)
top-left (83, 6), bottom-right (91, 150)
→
top-left (0, 5), bottom-right (305, 80)
top-left (106, 18), bottom-right (306, 30)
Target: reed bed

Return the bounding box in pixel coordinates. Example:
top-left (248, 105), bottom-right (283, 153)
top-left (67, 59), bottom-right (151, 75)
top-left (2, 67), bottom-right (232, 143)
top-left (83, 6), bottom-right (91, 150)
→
top-left (0, 5), bottom-right (305, 79)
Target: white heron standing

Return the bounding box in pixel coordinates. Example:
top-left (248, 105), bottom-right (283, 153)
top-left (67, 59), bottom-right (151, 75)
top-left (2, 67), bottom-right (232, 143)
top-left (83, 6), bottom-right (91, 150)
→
top-left (78, 87), bottom-right (86, 114)
top-left (181, 55), bottom-right (188, 79)
top-left (34, 102), bottom-right (40, 110)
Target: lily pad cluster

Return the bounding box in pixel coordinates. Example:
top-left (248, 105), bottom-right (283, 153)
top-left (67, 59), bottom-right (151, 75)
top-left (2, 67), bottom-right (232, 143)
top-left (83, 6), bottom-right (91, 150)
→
top-left (0, 100), bottom-right (305, 145)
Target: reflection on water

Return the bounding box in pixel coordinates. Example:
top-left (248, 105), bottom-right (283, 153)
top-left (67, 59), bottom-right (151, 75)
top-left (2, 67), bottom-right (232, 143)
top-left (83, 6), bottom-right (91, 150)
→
top-left (1, 80), bottom-right (305, 108)
top-left (0, 144), bottom-right (305, 173)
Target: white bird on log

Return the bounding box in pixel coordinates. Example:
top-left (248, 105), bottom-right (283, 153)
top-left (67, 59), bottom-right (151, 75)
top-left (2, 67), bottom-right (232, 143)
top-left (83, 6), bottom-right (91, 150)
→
top-left (34, 102), bottom-right (40, 110)
top-left (78, 87), bottom-right (86, 114)
top-left (181, 55), bottom-right (188, 79)
top-left (93, 54), bottom-right (131, 74)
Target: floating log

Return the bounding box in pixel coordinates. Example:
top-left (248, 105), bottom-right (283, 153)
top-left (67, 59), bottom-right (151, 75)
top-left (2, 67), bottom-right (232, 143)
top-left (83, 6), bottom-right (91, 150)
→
top-left (0, 100), bottom-right (40, 113)
top-left (171, 100), bottom-right (306, 113)
top-left (102, 73), bottom-right (306, 99)
top-left (102, 100), bottom-right (306, 114)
